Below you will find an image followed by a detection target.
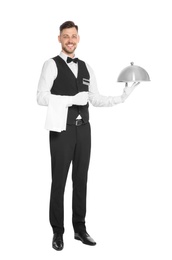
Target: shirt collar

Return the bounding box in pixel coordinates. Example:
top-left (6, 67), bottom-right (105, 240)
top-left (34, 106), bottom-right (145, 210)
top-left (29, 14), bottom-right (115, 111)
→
top-left (59, 51), bottom-right (77, 63)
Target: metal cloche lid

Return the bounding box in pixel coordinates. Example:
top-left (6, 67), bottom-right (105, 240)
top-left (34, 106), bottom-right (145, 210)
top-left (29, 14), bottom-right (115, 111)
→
top-left (117, 62), bottom-right (150, 82)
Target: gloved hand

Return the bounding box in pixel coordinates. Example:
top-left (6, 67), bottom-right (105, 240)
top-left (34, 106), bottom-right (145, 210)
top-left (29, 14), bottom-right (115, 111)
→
top-left (68, 92), bottom-right (88, 106)
top-left (121, 82), bottom-right (140, 102)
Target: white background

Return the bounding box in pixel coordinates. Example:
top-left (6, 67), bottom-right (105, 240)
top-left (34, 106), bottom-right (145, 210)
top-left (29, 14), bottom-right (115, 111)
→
top-left (0, 0), bottom-right (172, 259)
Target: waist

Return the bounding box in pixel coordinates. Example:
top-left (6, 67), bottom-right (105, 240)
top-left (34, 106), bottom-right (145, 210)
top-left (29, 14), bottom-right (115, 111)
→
top-left (67, 105), bottom-right (89, 125)
top-left (67, 119), bottom-right (88, 127)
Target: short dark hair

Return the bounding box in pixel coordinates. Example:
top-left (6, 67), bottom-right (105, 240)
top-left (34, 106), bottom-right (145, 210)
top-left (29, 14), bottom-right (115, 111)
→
top-left (59, 21), bottom-right (78, 33)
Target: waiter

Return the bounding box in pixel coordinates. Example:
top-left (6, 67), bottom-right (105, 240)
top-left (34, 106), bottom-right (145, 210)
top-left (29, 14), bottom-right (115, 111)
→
top-left (37, 21), bottom-right (139, 251)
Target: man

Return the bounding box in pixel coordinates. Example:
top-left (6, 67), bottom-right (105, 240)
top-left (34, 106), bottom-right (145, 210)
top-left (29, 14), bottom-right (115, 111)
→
top-left (37, 21), bottom-right (139, 251)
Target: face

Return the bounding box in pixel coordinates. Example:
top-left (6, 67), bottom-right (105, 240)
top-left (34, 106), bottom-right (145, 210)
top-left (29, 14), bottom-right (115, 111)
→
top-left (58, 27), bottom-right (80, 57)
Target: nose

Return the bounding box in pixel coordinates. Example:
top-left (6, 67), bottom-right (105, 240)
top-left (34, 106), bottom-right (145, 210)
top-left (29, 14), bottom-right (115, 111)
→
top-left (68, 37), bottom-right (74, 43)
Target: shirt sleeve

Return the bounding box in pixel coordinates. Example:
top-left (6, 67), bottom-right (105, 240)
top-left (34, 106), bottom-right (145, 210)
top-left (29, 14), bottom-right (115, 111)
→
top-left (86, 63), bottom-right (123, 107)
top-left (37, 59), bottom-right (57, 106)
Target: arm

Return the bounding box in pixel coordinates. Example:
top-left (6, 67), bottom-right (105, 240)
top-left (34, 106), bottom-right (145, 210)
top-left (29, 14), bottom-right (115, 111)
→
top-left (87, 64), bottom-right (139, 107)
top-left (37, 59), bottom-right (88, 107)
top-left (37, 59), bottom-right (57, 106)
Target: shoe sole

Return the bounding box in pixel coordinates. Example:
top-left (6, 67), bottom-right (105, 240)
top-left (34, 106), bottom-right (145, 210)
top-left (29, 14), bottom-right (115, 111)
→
top-left (74, 235), bottom-right (96, 246)
top-left (52, 245), bottom-right (64, 251)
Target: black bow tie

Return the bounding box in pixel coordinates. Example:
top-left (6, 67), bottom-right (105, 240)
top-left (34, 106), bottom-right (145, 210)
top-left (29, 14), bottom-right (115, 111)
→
top-left (67, 57), bottom-right (78, 63)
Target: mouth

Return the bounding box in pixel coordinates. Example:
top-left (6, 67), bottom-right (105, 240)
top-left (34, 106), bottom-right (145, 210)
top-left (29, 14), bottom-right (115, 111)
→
top-left (66, 43), bottom-right (75, 49)
top-left (63, 43), bottom-right (77, 54)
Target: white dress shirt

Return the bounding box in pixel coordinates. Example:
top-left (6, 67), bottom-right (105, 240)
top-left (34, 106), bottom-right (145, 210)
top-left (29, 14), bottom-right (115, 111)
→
top-left (37, 51), bottom-right (123, 107)
top-left (37, 51), bottom-right (125, 132)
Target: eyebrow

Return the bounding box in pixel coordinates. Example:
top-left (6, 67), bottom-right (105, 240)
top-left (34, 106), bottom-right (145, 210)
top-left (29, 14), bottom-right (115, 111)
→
top-left (62, 34), bottom-right (77, 37)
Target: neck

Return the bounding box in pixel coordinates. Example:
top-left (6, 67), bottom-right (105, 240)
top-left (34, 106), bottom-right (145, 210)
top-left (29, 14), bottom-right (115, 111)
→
top-left (62, 50), bottom-right (75, 58)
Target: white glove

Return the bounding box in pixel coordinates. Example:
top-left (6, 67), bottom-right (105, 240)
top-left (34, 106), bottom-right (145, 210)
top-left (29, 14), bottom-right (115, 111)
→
top-left (68, 92), bottom-right (88, 106)
top-left (121, 82), bottom-right (140, 102)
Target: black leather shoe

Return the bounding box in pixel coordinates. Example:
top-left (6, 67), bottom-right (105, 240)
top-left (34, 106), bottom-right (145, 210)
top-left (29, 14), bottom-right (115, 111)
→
top-left (74, 231), bottom-right (96, 246)
top-left (52, 233), bottom-right (64, 251)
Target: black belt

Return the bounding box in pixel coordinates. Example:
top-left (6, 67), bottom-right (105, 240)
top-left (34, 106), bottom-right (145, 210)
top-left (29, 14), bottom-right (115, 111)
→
top-left (67, 119), bottom-right (88, 126)
top-left (75, 119), bottom-right (85, 126)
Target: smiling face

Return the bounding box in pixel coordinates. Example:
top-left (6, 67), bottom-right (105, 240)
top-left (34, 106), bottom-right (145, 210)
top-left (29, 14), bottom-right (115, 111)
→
top-left (58, 27), bottom-right (80, 57)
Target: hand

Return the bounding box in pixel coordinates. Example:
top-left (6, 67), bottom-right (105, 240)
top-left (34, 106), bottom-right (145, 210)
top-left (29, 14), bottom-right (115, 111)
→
top-left (122, 82), bottom-right (140, 101)
top-left (72, 92), bottom-right (88, 106)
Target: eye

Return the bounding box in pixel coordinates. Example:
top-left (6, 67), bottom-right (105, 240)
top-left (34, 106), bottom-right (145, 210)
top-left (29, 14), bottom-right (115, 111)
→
top-left (63, 35), bottom-right (69, 39)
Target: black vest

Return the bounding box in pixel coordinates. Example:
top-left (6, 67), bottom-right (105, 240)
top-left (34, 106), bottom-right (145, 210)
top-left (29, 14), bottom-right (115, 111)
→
top-left (51, 56), bottom-right (90, 124)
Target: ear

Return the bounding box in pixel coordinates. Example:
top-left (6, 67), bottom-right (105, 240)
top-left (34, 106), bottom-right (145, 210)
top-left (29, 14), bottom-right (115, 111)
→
top-left (58, 35), bottom-right (61, 43)
top-left (77, 35), bottom-right (80, 43)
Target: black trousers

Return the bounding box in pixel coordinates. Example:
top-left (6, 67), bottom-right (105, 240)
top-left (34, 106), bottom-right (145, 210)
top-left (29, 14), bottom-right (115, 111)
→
top-left (49, 122), bottom-right (91, 235)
